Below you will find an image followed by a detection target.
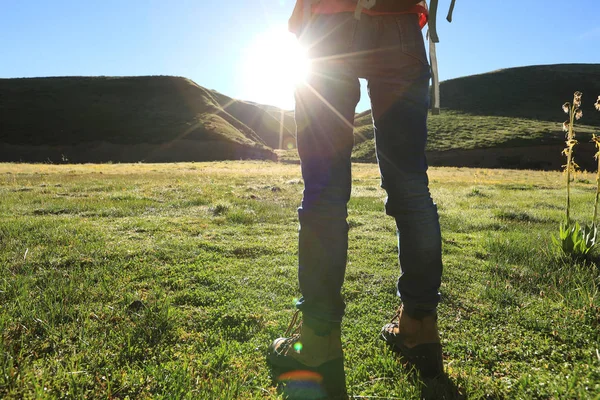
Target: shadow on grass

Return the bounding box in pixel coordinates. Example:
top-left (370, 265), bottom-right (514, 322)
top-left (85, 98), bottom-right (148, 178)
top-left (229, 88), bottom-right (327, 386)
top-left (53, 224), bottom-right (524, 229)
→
top-left (268, 359), bottom-right (348, 400)
top-left (418, 373), bottom-right (465, 400)
top-left (267, 358), bottom-right (464, 400)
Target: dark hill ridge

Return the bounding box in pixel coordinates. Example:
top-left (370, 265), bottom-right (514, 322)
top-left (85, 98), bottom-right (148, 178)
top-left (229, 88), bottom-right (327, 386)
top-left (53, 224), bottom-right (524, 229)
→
top-left (0, 76), bottom-right (295, 162)
top-left (440, 64), bottom-right (600, 125)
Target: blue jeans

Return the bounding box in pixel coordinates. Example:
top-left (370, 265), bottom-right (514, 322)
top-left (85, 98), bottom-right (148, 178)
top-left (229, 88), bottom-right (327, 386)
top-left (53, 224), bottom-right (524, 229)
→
top-left (295, 12), bottom-right (442, 327)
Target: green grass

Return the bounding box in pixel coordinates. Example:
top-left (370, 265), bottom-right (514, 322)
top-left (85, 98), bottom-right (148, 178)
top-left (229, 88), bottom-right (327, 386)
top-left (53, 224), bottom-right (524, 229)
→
top-left (1, 162), bottom-right (599, 399)
top-left (352, 110), bottom-right (597, 156)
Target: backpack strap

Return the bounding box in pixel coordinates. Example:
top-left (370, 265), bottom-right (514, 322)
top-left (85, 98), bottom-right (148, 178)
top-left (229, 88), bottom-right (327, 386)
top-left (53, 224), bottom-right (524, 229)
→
top-left (447, 0), bottom-right (456, 22)
top-left (429, 33), bottom-right (440, 114)
top-left (428, 0), bottom-right (439, 43)
top-left (428, 0), bottom-right (456, 114)
top-left (428, 0), bottom-right (439, 114)
top-left (303, 0), bottom-right (322, 30)
top-left (354, 0), bottom-right (377, 20)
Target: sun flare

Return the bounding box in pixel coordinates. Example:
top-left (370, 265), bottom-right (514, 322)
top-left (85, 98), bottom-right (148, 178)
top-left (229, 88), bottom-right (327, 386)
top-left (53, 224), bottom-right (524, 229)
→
top-left (238, 26), bottom-right (310, 110)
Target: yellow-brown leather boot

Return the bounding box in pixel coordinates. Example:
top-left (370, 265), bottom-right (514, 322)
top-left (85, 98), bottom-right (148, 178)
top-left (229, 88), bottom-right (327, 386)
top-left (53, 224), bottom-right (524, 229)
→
top-left (381, 306), bottom-right (443, 378)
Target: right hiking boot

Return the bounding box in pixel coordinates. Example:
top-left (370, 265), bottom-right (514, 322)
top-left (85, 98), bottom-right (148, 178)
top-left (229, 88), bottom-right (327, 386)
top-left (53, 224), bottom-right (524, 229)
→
top-left (380, 306), bottom-right (444, 379)
top-left (267, 311), bottom-right (347, 399)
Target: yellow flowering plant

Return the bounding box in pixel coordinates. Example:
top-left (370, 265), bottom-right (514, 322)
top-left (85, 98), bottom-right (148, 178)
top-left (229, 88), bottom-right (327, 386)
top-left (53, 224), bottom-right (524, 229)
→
top-left (561, 91), bottom-right (582, 223)
top-left (594, 96), bottom-right (600, 223)
top-left (553, 92), bottom-right (599, 258)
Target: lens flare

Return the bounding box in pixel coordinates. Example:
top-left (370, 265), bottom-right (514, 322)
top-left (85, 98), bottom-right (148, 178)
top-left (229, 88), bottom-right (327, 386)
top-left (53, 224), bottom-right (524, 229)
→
top-left (278, 370), bottom-right (323, 383)
top-left (278, 370), bottom-right (326, 399)
top-left (293, 342), bottom-right (303, 353)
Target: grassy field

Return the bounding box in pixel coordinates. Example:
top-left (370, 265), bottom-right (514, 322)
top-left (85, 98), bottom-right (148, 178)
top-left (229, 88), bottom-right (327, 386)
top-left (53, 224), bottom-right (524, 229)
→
top-left (1, 162), bottom-right (599, 399)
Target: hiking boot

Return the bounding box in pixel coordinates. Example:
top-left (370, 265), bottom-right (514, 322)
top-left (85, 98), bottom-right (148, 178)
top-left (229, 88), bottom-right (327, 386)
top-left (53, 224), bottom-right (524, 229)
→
top-left (380, 306), bottom-right (443, 378)
top-left (267, 311), bottom-right (347, 399)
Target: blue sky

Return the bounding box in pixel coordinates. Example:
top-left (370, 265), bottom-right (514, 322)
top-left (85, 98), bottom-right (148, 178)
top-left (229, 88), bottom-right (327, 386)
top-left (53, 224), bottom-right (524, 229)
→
top-left (1, 0), bottom-right (599, 111)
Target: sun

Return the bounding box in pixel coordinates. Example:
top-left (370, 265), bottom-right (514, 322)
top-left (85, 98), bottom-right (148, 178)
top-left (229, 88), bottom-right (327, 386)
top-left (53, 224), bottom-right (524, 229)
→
top-left (238, 26), bottom-right (310, 110)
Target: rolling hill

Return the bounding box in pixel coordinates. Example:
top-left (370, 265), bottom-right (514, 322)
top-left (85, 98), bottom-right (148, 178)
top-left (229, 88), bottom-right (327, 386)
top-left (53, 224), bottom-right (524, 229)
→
top-left (0, 76), bottom-right (295, 163)
top-left (440, 64), bottom-right (600, 124)
top-left (1, 63), bottom-right (598, 168)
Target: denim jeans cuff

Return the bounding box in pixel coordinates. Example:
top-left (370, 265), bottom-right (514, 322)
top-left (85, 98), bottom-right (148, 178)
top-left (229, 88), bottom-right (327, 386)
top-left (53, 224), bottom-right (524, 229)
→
top-left (402, 304), bottom-right (437, 320)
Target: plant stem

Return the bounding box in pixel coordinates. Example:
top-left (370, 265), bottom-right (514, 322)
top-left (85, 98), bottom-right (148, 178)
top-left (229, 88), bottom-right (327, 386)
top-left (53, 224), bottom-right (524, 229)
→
top-left (565, 101), bottom-right (577, 224)
top-left (566, 150), bottom-right (572, 224)
top-left (595, 152), bottom-right (600, 223)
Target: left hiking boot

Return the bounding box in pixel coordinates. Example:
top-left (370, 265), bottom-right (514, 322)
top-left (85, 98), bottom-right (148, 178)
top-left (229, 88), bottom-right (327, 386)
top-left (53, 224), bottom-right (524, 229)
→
top-left (380, 306), bottom-right (444, 379)
top-left (267, 311), bottom-right (347, 399)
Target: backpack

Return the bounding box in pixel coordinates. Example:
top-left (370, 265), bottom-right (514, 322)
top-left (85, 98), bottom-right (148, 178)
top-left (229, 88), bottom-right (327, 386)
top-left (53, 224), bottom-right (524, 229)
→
top-left (354, 0), bottom-right (457, 114)
top-left (354, 0), bottom-right (424, 19)
top-left (292, 0), bottom-right (456, 114)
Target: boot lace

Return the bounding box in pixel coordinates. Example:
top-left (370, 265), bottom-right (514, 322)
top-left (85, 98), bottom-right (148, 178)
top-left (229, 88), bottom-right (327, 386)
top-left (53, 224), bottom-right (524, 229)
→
top-left (276, 310), bottom-right (303, 355)
top-left (285, 309), bottom-right (303, 337)
top-left (389, 306), bottom-right (403, 324)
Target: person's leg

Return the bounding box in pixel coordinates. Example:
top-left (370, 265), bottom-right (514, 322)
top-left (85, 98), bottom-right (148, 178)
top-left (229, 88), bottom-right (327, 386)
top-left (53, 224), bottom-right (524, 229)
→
top-left (366, 13), bottom-right (442, 319)
top-left (270, 10), bottom-right (359, 340)
top-left (267, 14), bottom-right (360, 398)
top-left (371, 79), bottom-right (442, 317)
top-left (295, 73), bottom-right (360, 331)
top-left (292, 12), bottom-right (362, 330)
top-left (364, 14), bottom-right (443, 377)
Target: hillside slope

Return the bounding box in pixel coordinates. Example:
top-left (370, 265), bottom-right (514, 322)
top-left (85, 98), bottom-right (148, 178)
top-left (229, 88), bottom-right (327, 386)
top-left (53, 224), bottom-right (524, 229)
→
top-left (348, 64), bottom-right (600, 169)
top-left (208, 90), bottom-right (296, 150)
top-left (441, 64), bottom-right (600, 124)
top-left (0, 76), bottom-right (295, 162)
